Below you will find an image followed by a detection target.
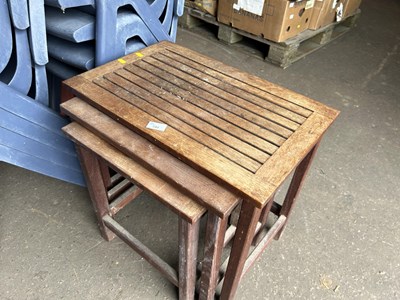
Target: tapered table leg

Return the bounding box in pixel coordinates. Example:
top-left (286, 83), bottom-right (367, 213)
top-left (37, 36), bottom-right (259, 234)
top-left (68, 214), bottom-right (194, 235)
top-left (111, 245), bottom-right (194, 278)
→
top-left (76, 145), bottom-right (115, 241)
top-left (220, 200), bottom-right (261, 300)
top-left (199, 213), bottom-right (229, 300)
top-left (179, 217), bottom-right (200, 300)
top-left (275, 142), bottom-right (320, 240)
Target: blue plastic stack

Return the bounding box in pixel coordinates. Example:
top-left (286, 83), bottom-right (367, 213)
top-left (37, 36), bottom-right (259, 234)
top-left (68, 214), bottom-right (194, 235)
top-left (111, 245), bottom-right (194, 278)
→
top-left (1, 0), bottom-right (184, 186)
top-left (0, 0), bottom-right (84, 186)
top-left (45, 0), bottom-right (184, 82)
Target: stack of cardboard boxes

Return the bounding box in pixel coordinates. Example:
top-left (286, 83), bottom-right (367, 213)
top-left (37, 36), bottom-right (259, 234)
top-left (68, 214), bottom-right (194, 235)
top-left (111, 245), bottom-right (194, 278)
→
top-left (309, 0), bottom-right (344, 30)
top-left (342, 0), bottom-right (362, 18)
top-left (186, 0), bottom-right (218, 16)
top-left (218, 0), bottom-right (315, 42)
top-left (309, 0), bottom-right (362, 30)
top-left (186, 0), bottom-right (361, 42)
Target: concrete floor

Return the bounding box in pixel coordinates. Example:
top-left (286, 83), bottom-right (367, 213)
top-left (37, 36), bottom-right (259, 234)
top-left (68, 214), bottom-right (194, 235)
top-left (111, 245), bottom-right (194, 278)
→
top-left (1, 0), bottom-right (399, 299)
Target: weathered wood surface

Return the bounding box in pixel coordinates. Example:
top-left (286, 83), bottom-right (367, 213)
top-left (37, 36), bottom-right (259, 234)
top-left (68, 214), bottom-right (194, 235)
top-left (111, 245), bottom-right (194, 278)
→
top-left (178, 218), bottom-right (200, 299)
top-left (61, 98), bottom-right (239, 218)
top-left (63, 41), bottom-right (339, 208)
top-left (75, 145), bottom-right (115, 241)
top-left (66, 121), bottom-right (205, 298)
top-left (103, 214), bottom-right (179, 286)
top-left (63, 122), bottom-right (206, 223)
top-left (220, 201), bottom-right (261, 299)
top-left (199, 213), bottom-right (229, 300)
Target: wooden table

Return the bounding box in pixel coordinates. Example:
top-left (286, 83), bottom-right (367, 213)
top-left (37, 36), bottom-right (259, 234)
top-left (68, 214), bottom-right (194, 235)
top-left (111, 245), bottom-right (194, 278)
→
top-left (62, 41), bottom-right (339, 299)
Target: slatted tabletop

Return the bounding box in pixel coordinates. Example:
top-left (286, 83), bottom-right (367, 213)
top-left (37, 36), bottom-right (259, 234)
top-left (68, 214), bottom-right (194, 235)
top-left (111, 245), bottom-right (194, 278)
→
top-left (63, 41), bottom-right (339, 208)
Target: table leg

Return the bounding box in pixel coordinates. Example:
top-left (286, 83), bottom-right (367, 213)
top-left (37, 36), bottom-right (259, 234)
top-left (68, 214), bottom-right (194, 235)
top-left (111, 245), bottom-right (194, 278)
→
top-left (220, 200), bottom-right (261, 300)
top-left (60, 84), bottom-right (74, 103)
top-left (99, 160), bottom-right (112, 189)
top-left (179, 217), bottom-right (200, 300)
top-left (76, 145), bottom-right (115, 241)
top-left (275, 142), bottom-right (320, 240)
top-left (199, 213), bottom-right (229, 300)
top-left (252, 194), bottom-right (274, 246)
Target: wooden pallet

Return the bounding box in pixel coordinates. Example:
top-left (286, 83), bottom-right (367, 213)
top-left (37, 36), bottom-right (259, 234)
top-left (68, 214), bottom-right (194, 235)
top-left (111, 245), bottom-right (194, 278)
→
top-left (179, 7), bottom-right (361, 68)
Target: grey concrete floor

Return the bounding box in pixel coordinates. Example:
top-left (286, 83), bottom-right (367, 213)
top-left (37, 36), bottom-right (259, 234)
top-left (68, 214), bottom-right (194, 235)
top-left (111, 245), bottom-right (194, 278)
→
top-left (1, 0), bottom-right (399, 299)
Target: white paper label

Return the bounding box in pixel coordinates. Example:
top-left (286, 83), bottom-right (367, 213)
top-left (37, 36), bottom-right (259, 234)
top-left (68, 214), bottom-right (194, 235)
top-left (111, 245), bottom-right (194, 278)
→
top-left (289, 2), bottom-right (295, 8)
top-left (289, 14), bottom-right (294, 20)
top-left (305, 0), bottom-right (315, 10)
top-left (336, 3), bottom-right (343, 21)
top-left (146, 121), bottom-right (168, 132)
top-left (233, 0), bottom-right (264, 16)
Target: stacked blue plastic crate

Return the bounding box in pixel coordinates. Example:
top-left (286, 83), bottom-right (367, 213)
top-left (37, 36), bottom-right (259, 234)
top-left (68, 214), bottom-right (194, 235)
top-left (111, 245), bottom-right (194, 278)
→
top-left (45, 0), bottom-right (184, 91)
top-left (1, 0), bottom-right (183, 185)
top-left (0, 0), bottom-right (84, 186)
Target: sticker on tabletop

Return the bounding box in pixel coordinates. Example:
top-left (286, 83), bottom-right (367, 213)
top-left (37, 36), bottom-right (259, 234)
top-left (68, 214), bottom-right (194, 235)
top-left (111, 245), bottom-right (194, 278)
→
top-left (118, 58), bottom-right (126, 64)
top-left (135, 52), bottom-right (144, 58)
top-left (146, 121), bottom-right (168, 132)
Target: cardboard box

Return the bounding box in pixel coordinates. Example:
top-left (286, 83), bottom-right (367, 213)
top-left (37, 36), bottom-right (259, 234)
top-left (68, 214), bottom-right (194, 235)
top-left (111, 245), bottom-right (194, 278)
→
top-left (218, 0), bottom-right (315, 43)
top-left (342, 0), bottom-right (361, 18)
top-left (309, 0), bottom-right (341, 30)
top-left (185, 0), bottom-right (218, 16)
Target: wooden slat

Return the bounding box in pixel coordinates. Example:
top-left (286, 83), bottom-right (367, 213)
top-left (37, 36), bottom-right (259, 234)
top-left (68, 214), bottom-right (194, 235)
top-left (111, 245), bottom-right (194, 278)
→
top-left (64, 80), bottom-right (274, 207)
top-left (103, 215), bottom-right (179, 286)
top-left (256, 113), bottom-right (330, 187)
top-left (109, 185), bottom-right (143, 216)
top-left (63, 122), bottom-right (206, 223)
top-left (102, 72), bottom-right (270, 165)
top-left (168, 43), bottom-right (339, 120)
top-left (63, 42), bottom-right (339, 208)
top-left (161, 50), bottom-right (313, 118)
top-left (95, 76), bottom-right (261, 172)
top-left (115, 67), bottom-right (279, 154)
top-left (61, 98), bottom-right (239, 218)
top-left (122, 64), bottom-right (290, 143)
top-left (156, 51), bottom-right (308, 124)
top-left (119, 65), bottom-right (283, 150)
top-left (130, 61), bottom-right (292, 144)
top-left (107, 178), bottom-right (133, 200)
top-left (136, 56), bottom-right (300, 132)
top-left (165, 47), bottom-right (314, 118)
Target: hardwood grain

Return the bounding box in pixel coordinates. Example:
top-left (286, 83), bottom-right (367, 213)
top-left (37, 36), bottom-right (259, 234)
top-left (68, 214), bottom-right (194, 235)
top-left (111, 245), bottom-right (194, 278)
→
top-left (63, 122), bottom-right (206, 223)
top-left (61, 98), bottom-right (239, 218)
top-left (63, 41), bottom-right (339, 208)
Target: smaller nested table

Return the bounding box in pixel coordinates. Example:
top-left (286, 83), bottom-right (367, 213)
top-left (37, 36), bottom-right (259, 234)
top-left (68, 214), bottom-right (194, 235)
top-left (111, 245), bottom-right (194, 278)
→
top-left (62, 41), bottom-right (339, 299)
